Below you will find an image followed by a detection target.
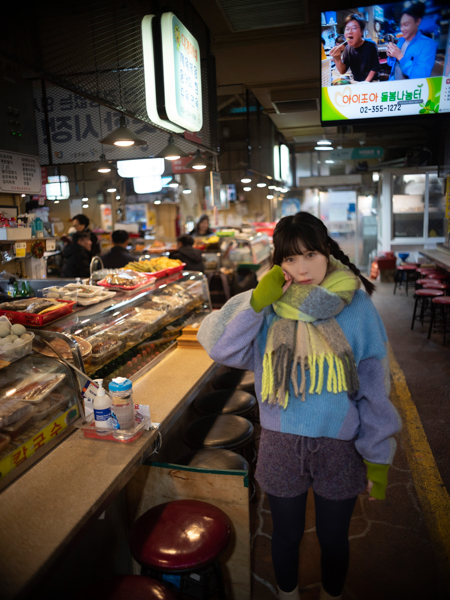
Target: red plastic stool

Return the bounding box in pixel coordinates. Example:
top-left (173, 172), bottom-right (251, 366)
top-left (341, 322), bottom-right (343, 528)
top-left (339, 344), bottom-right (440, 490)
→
top-left (426, 272), bottom-right (448, 280)
top-left (130, 500), bottom-right (232, 600)
top-left (421, 281), bottom-right (449, 294)
top-left (428, 296), bottom-right (450, 345)
top-left (393, 264), bottom-right (418, 295)
top-left (416, 267), bottom-right (437, 275)
top-left (80, 575), bottom-right (177, 600)
top-left (411, 289), bottom-right (444, 330)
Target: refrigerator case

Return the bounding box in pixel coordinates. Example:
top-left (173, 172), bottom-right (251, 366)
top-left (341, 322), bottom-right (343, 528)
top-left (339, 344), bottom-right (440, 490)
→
top-left (46, 271), bottom-right (212, 387)
top-left (0, 354), bottom-right (82, 491)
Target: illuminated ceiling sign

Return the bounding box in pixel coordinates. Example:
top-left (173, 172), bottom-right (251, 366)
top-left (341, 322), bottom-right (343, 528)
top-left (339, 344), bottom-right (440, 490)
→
top-left (117, 158), bottom-right (165, 178)
top-left (141, 13), bottom-right (203, 133)
top-left (141, 15), bottom-right (184, 134)
top-left (46, 175), bottom-right (70, 199)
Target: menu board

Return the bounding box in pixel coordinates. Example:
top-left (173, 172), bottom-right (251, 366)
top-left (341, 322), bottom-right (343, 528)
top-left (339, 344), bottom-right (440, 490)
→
top-left (0, 150), bottom-right (41, 194)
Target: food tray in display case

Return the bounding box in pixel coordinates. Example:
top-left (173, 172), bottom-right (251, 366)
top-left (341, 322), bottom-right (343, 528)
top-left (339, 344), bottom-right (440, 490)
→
top-left (0, 299), bottom-right (76, 327)
top-left (97, 270), bottom-right (155, 291)
top-left (87, 338), bottom-right (123, 363)
top-left (0, 355), bottom-right (82, 491)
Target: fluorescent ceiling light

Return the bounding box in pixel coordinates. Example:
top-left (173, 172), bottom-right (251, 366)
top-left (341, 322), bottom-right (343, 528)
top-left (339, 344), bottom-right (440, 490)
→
top-left (117, 158), bottom-right (165, 178)
top-left (241, 177), bottom-right (252, 183)
top-left (54, 200), bottom-right (60, 204)
top-left (82, 204), bottom-right (89, 208)
top-left (99, 115), bottom-right (146, 147)
top-left (273, 145), bottom-right (280, 181)
top-left (281, 187), bottom-right (289, 193)
top-left (82, 197), bottom-right (88, 201)
top-left (154, 200), bottom-right (161, 204)
top-left (182, 188), bottom-right (192, 194)
top-left (21, 194), bottom-right (26, 197)
top-left (317, 140), bottom-right (332, 146)
top-left (372, 172), bottom-right (380, 182)
top-left (257, 182), bottom-right (267, 188)
top-left (325, 160), bottom-right (334, 164)
top-left (268, 185), bottom-right (276, 190)
top-left (116, 195), bottom-right (121, 199)
top-left (107, 187), bottom-right (117, 193)
top-left (46, 175), bottom-right (70, 200)
top-left (133, 176), bottom-right (163, 194)
top-left (243, 187), bottom-right (251, 192)
top-left (267, 194), bottom-right (274, 199)
top-left (315, 146), bottom-right (334, 151)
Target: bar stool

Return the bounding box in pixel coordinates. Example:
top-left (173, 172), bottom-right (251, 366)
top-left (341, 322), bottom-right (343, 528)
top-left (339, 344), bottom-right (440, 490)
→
top-left (411, 288), bottom-right (444, 330)
top-left (211, 370), bottom-right (255, 394)
top-left (182, 414), bottom-right (254, 455)
top-left (129, 500), bottom-right (232, 600)
top-left (193, 389), bottom-right (257, 418)
top-left (176, 448), bottom-right (250, 471)
top-left (416, 267), bottom-right (437, 276)
top-left (393, 264), bottom-right (418, 295)
top-left (80, 575), bottom-right (177, 600)
top-left (428, 296), bottom-right (450, 345)
top-left (426, 272), bottom-right (448, 280)
top-left (421, 281), bottom-right (449, 295)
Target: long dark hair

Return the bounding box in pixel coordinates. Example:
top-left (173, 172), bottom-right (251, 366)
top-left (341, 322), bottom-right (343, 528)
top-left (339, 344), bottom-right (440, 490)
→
top-left (272, 212), bottom-right (375, 296)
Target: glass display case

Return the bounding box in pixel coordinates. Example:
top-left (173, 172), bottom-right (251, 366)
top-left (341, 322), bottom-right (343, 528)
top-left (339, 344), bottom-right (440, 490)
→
top-left (0, 354), bottom-right (82, 491)
top-left (46, 271), bottom-right (211, 388)
top-left (224, 232), bottom-right (272, 269)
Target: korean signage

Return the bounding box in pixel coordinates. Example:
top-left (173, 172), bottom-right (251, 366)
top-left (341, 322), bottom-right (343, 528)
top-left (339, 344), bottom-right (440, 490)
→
top-left (329, 147), bottom-right (384, 160)
top-left (0, 404), bottom-right (79, 481)
top-left (322, 78), bottom-right (442, 122)
top-left (33, 85), bottom-right (157, 165)
top-left (161, 12), bottom-right (203, 132)
top-left (0, 150), bottom-right (41, 194)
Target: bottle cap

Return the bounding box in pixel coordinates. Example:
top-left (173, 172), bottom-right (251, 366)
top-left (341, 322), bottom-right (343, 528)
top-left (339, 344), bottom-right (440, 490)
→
top-left (94, 379), bottom-right (105, 396)
top-left (109, 377), bottom-right (132, 392)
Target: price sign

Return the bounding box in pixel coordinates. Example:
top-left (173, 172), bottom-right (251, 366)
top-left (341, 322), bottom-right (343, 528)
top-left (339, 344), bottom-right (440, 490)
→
top-left (46, 239), bottom-right (56, 251)
top-left (15, 242), bottom-right (26, 257)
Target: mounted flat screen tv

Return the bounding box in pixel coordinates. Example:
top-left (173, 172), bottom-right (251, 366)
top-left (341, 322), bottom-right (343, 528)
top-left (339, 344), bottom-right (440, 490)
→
top-left (320, 2), bottom-right (450, 124)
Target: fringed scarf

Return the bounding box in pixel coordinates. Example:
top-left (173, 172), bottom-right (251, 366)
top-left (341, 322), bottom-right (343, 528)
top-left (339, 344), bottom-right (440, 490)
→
top-left (261, 257), bottom-right (360, 408)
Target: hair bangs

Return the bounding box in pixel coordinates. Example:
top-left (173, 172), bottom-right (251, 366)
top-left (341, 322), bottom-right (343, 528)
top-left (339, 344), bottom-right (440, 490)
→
top-left (272, 214), bottom-right (329, 265)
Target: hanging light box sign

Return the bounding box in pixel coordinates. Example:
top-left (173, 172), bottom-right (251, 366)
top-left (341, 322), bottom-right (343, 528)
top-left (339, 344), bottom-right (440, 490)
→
top-left (117, 158), bottom-right (165, 178)
top-left (141, 13), bottom-right (203, 133)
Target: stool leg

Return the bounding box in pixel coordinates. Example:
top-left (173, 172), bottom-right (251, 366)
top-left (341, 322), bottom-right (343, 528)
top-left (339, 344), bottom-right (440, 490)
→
top-left (411, 297), bottom-right (419, 330)
top-left (427, 302), bottom-right (435, 339)
top-left (444, 306), bottom-right (448, 346)
top-left (405, 273), bottom-right (409, 296)
top-left (212, 560), bottom-right (228, 600)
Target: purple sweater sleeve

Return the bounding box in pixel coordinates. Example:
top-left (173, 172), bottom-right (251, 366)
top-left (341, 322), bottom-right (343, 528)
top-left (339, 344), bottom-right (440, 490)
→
top-left (197, 290), bottom-right (265, 370)
top-left (353, 357), bottom-right (402, 465)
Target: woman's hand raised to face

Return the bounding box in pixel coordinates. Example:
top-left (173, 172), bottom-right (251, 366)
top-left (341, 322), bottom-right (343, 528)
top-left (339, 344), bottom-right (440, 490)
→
top-left (282, 270), bottom-right (293, 293)
top-left (250, 265), bottom-right (289, 313)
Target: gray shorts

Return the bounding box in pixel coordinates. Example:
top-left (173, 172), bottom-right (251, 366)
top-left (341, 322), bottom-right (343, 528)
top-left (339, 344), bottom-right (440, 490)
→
top-left (255, 428), bottom-right (367, 501)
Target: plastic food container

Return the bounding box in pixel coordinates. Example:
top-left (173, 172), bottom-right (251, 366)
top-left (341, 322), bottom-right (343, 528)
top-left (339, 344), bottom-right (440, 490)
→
top-left (103, 322), bottom-right (148, 344)
top-left (31, 393), bottom-right (70, 422)
top-left (0, 399), bottom-right (34, 428)
top-left (63, 283), bottom-right (99, 298)
top-left (8, 373), bottom-right (66, 403)
top-left (41, 287), bottom-right (79, 304)
top-left (88, 338), bottom-right (122, 363)
top-left (0, 316), bottom-right (35, 363)
top-left (0, 299), bottom-right (76, 327)
top-left (1, 405), bottom-right (38, 438)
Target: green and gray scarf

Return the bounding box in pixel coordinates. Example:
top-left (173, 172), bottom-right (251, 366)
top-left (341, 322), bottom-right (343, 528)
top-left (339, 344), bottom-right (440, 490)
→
top-left (261, 257), bottom-right (361, 407)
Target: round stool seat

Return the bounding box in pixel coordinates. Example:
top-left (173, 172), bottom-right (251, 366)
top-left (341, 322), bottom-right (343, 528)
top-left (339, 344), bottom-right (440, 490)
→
top-left (176, 448), bottom-right (250, 471)
top-left (194, 389), bottom-right (257, 417)
top-left (81, 575), bottom-right (177, 600)
top-left (432, 296), bottom-right (450, 305)
top-left (211, 370), bottom-right (255, 392)
top-left (422, 282), bottom-right (449, 290)
top-left (416, 278), bottom-right (437, 285)
top-left (414, 289), bottom-right (444, 297)
top-left (130, 500), bottom-right (232, 572)
top-left (397, 264), bottom-right (417, 270)
top-left (417, 268), bottom-right (437, 273)
top-left (182, 414), bottom-right (254, 450)
top-left (426, 272), bottom-right (448, 280)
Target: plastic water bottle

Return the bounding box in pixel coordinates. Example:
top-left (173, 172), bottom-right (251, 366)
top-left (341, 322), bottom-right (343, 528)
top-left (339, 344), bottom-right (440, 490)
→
top-left (109, 377), bottom-right (135, 430)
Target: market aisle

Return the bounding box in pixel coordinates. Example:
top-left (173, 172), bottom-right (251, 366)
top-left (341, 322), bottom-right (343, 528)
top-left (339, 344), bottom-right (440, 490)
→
top-left (249, 282), bottom-right (450, 599)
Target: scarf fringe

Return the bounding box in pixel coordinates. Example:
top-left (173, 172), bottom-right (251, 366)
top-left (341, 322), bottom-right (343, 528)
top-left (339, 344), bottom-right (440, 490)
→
top-left (262, 348), bottom-right (358, 406)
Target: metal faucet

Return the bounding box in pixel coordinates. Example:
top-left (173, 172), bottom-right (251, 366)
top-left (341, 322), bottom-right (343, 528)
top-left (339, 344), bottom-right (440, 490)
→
top-left (89, 256), bottom-right (104, 284)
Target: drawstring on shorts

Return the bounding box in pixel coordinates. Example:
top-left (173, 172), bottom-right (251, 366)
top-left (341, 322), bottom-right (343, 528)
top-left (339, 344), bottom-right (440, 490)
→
top-left (295, 436), bottom-right (321, 477)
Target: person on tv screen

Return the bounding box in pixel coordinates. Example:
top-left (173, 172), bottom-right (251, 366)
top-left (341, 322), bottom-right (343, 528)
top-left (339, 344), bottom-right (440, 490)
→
top-left (387, 4), bottom-right (437, 80)
top-left (329, 13), bottom-right (379, 83)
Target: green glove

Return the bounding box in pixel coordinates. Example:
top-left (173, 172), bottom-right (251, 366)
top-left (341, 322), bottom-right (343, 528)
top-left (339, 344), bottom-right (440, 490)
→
top-left (364, 460), bottom-right (390, 500)
top-left (250, 265), bottom-right (286, 313)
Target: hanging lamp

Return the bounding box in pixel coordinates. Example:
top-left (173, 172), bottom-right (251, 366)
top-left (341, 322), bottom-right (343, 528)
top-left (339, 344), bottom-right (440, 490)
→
top-left (186, 149), bottom-right (208, 170)
top-left (99, 115), bottom-right (146, 147)
top-left (156, 135), bottom-right (188, 160)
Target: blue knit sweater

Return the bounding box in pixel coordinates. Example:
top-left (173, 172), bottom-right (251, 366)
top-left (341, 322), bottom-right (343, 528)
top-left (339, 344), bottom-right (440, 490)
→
top-left (198, 289), bottom-right (401, 468)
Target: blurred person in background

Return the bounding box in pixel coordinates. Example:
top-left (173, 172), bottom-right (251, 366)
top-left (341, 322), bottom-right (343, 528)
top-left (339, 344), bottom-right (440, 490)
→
top-left (169, 235), bottom-right (205, 272)
top-left (60, 232), bottom-right (92, 278)
top-left (101, 230), bottom-right (137, 269)
top-left (189, 214), bottom-right (213, 237)
top-left (71, 214), bottom-right (100, 257)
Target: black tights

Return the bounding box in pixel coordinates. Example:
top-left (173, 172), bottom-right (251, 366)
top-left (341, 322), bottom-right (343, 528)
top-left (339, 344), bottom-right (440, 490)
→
top-left (268, 491), bottom-right (357, 596)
